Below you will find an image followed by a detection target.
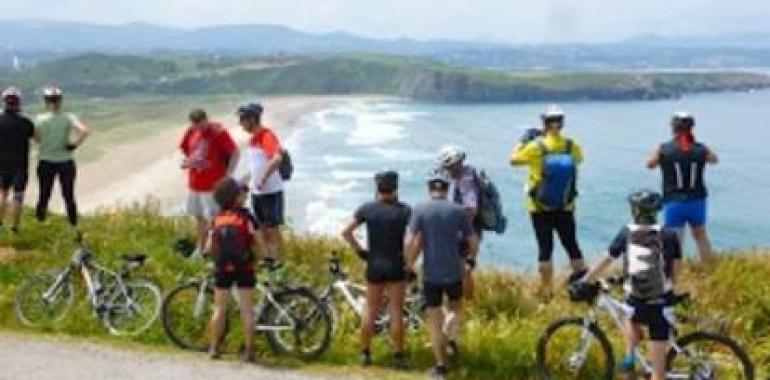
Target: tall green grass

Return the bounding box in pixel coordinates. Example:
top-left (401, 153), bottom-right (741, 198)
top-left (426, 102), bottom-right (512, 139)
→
top-left (0, 206), bottom-right (768, 379)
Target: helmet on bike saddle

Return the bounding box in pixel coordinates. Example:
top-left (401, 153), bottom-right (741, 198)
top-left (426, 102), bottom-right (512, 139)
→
top-left (568, 281), bottom-right (599, 302)
top-left (436, 145), bottom-right (466, 169)
top-left (173, 237), bottom-right (197, 258)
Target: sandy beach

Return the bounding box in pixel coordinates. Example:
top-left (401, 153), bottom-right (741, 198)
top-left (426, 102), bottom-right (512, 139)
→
top-left (23, 95), bottom-right (378, 217)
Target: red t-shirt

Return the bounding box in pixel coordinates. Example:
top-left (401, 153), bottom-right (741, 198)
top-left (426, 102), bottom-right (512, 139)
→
top-left (180, 123), bottom-right (237, 192)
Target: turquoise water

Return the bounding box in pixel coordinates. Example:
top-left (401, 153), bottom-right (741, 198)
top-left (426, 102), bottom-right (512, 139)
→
top-left (284, 90), bottom-right (770, 271)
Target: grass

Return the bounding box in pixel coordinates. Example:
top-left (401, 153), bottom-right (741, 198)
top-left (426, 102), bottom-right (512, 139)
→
top-left (0, 206), bottom-right (768, 379)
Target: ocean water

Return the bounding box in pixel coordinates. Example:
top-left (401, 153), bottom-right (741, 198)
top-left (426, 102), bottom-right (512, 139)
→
top-left (284, 90), bottom-right (770, 271)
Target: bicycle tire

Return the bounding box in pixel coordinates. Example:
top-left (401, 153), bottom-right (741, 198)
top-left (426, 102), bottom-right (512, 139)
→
top-left (536, 318), bottom-right (615, 380)
top-left (263, 287), bottom-right (332, 360)
top-left (161, 282), bottom-right (223, 351)
top-left (15, 272), bottom-right (74, 327)
top-left (103, 279), bottom-right (162, 336)
top-left (667, 331), bottom-right (754, 380)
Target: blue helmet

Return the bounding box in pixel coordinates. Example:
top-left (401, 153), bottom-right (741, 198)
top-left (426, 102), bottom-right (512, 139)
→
top-left (237, 102), bottom-right (264, 119)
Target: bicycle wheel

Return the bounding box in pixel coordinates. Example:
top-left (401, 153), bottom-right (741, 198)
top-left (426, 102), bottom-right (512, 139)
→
top-left (263, 288), bottom-right (333, 360)
top-left (667, 331), bottom-right (754, 380)
top-left (161, 282), bottom-right (220, 351)
top-left (103, 279), bottom-right (162, 336)
top-left (15, 272), bottom-right (74, 327)
top-left (536, 318), bottom-right (615, 380)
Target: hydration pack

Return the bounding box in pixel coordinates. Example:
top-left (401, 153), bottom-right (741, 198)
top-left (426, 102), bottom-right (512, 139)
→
top-left (278, 149), bottom-right (294, 181)
top-left (473, 170), bottom-right (508, 234)
top-left (211, 209), bottom-right (253, 270)
top-left (624, 225), bottom-right (667, 300)
top-left (532, 139), bottom-right (577, 211)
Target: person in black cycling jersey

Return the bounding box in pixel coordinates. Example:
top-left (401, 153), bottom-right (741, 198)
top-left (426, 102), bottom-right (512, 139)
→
top-left (0, 88), bottom-right (34, 233)
top-left (647, 112), bottom-right (718, 261)
top-left (341, 171), bottom-right (412, 368)
top-left (572, 189), bottom-right (682, 380)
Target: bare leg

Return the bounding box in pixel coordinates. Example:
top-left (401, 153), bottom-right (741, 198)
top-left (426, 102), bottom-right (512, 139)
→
top-left (385, 281), bottom-right (406, 353)
top-left (691, 226), bottom-right (715, 262)
top-left (0, 189), bottom-right (8, 226)
top-left (362, 283), bottom-right (385, 354)
top-left (208, 289), bottom-right (229, 358)
top-left (462, 270), bottom-right (475, 301)
top-left (538, 261), bottom-right (554, 300)
top-left (264, 227), bottom-right (283, 260)
top-left (569, 259), bottom-right (586, 272)
top-left (196, 216), bottom-right (209, 255)
top-left (649, 340), bottom-right (668, 380)
top-left (426, 307), bottom-right (447, 367)
top-left (443, 299), bottom-right (463, 343)
top-left (236, 287), bottom-right (256, 361)
top-left (11, 191), bottom-right (24, 230)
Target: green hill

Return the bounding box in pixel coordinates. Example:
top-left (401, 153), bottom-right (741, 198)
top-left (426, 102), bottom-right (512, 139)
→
top-left (3, 53), bottom-right (770, 102)
top-left (0, 207), bottom-right (768, 379)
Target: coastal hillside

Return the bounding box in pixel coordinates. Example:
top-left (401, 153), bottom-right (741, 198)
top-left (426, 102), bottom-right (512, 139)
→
top-left (3, 53), bottom-right (770, 102)
top-left (0, 207), bottom-right (768, 379)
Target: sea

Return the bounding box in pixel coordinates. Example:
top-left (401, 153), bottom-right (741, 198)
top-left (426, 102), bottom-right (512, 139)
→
top-left (280, 89), bottom-right (770, 272)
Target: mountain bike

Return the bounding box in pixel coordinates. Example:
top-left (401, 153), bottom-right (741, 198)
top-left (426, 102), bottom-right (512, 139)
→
top-left (161, 260), bottom-right (333, 360)
top-left (15, 232), bottom-right (162, 336)
top-left (536, 276), bottom-right (754, 379)
top-left (317, 251), bottom-right (424, 335)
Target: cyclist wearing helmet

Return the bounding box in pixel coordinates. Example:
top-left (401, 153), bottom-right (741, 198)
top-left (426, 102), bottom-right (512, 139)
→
top-left (34, 86), bottom-right (90, 227)
top-left (238, 102), bottom-right (285, 260)
top-left (180, 108), bottom-right (239, 257)
top-left (572, 190), bottom-right (683, 380)
top-left (341, 170), bottom-right (412, 368)
top-left (646, 112), bottom-right (718, 262)
top-left (0, 87), bottom-right (34, 233)
top-left (405, 170), bottom-right (479, 379)
top-left (510, 105), bottom-right (586, 299)
top-left (435, 145), bottom-right (480, 300)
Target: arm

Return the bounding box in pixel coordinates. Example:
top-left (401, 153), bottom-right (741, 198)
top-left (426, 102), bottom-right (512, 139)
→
top-left (706, 147), bottom-right (718, 165)
top-left (259, 155), bottom-right (282, 187)
top-left (70, 115), bottom-right (90, 147)
top-left (404, 232), bottom-right (423, 274)
top-left (465, 232), bottom-right (480, 262)
top-left (646, 147), bottom-right (662, 170)
top-left (509, 143), bottom-right (528, 166)
top-left (226, 147), bottom-right (240, 176)
top-left (670, 259), bottom-right (682, 288)
top-left (581, 254), bottom-right (614, 282)
top-left (340, 218), bottom-right (366, 258)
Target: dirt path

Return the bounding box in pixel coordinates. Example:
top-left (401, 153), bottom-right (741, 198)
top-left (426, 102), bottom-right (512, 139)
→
top-left (0, 333), bottom-right (335, 380)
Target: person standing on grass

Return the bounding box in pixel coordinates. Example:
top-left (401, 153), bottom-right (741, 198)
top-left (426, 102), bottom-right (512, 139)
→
top-left (647, 112), bottom-right (718, 262)
top-left (206, 177), bottom-right (258, 363)
top-left (341, 171), bottom-right (412, 369)
top-left (509, 105), bottom-right (586, 300)
top-left (34, 86), bottom-right (90, 228)
top-left (435, 145), bottom-right (481, 301)
top-left (0, 87), bottom-right (34, 233)
top-left (405, 171), bottom-right (478, 379)
top-left (238, 102), bottom-right (285, 260)
top-left (180, 108), bottom-right (239, 257)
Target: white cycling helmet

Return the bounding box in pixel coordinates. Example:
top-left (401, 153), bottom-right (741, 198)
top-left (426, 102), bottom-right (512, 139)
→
top-left (541, 104), bottom-right (565, 120)
top-left (436, 145), bottom-right (466, 168)
top-left (42, 85), bottom-right (63, 98)
top-left (2, 87), bottom-right (21, 99)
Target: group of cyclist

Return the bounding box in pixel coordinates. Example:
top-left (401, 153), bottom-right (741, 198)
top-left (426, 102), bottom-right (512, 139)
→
top-left (0, 86), bottom-right (90, 234)
top-left (0, 84), bottom-right (719, 378)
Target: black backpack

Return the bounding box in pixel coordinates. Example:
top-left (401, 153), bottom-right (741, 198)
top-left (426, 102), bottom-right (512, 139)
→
top-left (211, 210), bottom-right (253, 269)
top-left (279, 149), bottom-right (294, 181)
top-left (624, 225), bottom-right (667, 300)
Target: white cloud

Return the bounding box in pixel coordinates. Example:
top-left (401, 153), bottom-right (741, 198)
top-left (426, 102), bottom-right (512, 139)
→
top-left (1, 0), bottom-right (768, 43)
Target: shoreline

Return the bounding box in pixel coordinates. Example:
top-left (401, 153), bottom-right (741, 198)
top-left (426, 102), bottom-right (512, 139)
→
top-left (24, 95), bottom-right (391, 217)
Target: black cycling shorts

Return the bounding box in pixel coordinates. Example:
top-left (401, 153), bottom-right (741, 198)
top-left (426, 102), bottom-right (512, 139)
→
top-left (628, 301), bottom-right (675, 341)
top-left (0, 167), bottom-right (28, 193)
top-left (424, 281), bottom-right (463, 308)
top-left (252, 192), bottom-right (285, 227)
top-left (366, 258), bottom-right (406, 284)
top-left (214, 271), bottom-right (256, 289)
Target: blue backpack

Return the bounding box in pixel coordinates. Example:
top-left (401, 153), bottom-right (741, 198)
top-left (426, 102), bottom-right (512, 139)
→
top-left (532, 139), bottom-right (577, 211)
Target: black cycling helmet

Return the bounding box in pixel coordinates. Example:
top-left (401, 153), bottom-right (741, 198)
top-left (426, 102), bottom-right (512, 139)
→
top-left (628, 189), bottom-right (663, 222)
top-left (671, 111), bottom-right (695, 131)
top-left (173, 237), bottom-right (196, 258)
top-left (237, 102), bottom-right (264, 120)
top-left (375, 170), bottom-right (399, 192)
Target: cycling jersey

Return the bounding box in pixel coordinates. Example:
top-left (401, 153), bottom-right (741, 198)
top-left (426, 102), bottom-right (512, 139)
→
top-left (247, 127), bottom-right (284, 195)
top-left (0, 110), bottom-right (34, 170)
top-left (354, 200), bottom-right (412, 283)
top-left (659, 140), bottom-right (708, 202)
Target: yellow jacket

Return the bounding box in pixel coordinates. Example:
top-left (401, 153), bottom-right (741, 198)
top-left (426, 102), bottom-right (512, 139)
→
top-left (510, 132), bottom-right (584, 212)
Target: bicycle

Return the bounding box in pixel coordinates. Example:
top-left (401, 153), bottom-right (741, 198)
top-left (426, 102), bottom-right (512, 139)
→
top-left (536, 276), bottom-right (754, 379)
top-left (161, 259), bottom-right (333, 360)
top-left (15, 232), bottom-right (162, 336)
top-left (317, 251), bottom-right (424, 335)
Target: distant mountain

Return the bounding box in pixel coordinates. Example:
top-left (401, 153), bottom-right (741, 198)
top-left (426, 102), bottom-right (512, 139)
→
top-left (3, 53), bottom-right (769, 102)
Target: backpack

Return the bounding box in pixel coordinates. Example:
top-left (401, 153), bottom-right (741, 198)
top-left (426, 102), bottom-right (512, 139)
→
top-left (472, 169), bottom-right (508, 234)
top-left (278, 149), bottom-right (294, 181)
top-left (211, 209), bottom-right (253, 270)
top-left (532, 139), bottom-right (577, 211)
top-left (624, 225), bottom-right (668, 300)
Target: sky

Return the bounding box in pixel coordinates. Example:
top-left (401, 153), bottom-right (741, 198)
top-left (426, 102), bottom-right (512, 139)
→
top-left (1, 0), bottom-right (768, 44)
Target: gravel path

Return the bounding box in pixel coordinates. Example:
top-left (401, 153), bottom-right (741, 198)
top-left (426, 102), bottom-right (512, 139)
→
top-left (0, 334), bottom-right (333, 380)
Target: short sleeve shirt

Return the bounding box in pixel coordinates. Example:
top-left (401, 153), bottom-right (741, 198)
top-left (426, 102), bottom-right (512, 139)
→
top-left (247, 127), bottom-right (284, 195)
top-left (36, 112), bottom-right (77, 163)
top-left (180, 123), bottom-right (237, 192)
top-left (354, 201), bottom-right (412, 279)
top-left (409, 199), bottom-right (474, 284)
top-left (0, 111), bottom-right (34, 169)
top-left (607, 225), bottom-right (682, 279)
